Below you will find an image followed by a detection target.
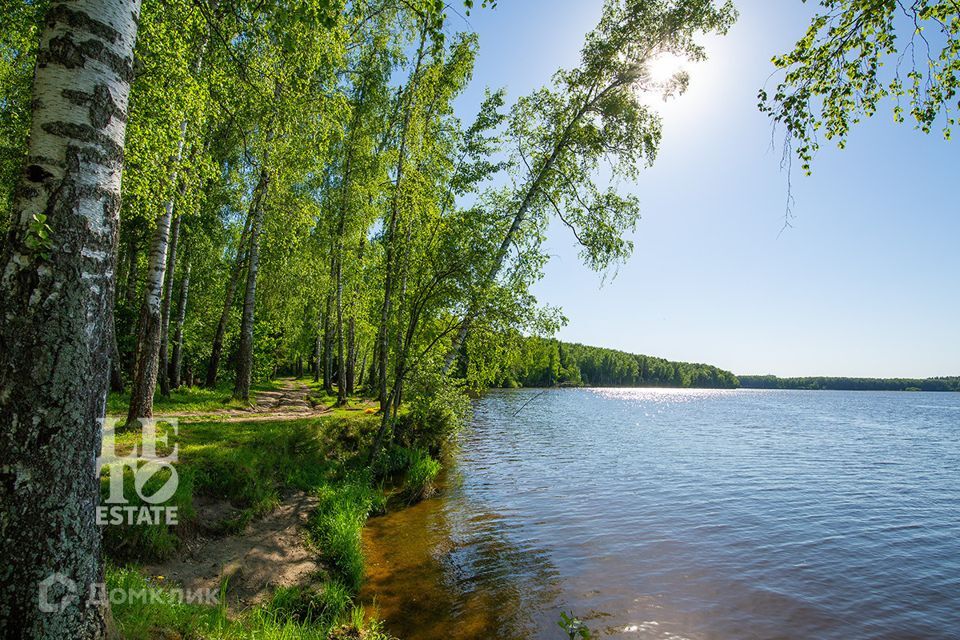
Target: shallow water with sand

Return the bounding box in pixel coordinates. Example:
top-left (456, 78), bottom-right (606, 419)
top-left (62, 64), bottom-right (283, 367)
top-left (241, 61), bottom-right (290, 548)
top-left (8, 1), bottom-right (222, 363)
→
top-left (361, 388), bottom-right (960, 639)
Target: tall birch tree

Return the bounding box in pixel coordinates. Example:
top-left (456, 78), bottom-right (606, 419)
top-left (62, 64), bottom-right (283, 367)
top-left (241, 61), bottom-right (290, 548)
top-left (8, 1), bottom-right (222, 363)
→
top-left (445, 0), bottom-right (737, 371)
top-left (0, 0), bottom-right (142, 636)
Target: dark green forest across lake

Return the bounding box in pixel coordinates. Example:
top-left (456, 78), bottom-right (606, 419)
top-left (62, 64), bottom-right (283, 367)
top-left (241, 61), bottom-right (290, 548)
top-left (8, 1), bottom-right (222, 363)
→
top-left (504, 337), bottom-right (960, 392)
top-left (738, 374), bottom-right (960, 392)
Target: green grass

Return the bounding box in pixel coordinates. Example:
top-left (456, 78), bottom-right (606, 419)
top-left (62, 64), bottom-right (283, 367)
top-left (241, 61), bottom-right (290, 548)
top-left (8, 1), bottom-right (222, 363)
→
top-left (378, 446), bottom-right (442, 505)
top-left (307, 476), bottom-right (386, 592)
top-left (103, 413), bottom-right (383, 557)
top-left (100, 465), bottom-right (196, 562)
top-left (106, 380), bottom-right (285, 415)
top-left (266, 581), bottom-right (352, 626)
top-left (400, 448), bottom-right (441, 504)
top-left (294, 375), bottom-right (381, 410)
top-left (295, 376), bottom-right (340, 407)
top-left (108, 566), bottom-right (392, 640)
top-left (101, 379), bottom-right (442, 638)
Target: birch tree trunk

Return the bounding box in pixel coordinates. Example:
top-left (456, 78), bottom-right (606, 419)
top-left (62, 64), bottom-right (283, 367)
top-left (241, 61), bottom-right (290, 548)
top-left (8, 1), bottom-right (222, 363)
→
top-left (323, 292), bottom-right (334, 394)
top-left (368, 338), bottom-right (379, 395)
top-left (120, 234), bottom-right (139, 375)
top-left (126, 123), bottom-right (184, 422)
top-left (313, 315), bottom-right (322, 383)
top-left (127, 193), bottom-right (173, 423)
top-left (158, 212), bottom-right (180, 397)
top-left (334, 230), bottom-right (349, 405)
top-left (378, 170), bottom-right (401, 410)
top-left (335, 250), bottom-right (346, 405)
top-left (205, 209), bottom-right (250, 388)
top-left (378, 25), bottom-right (427, 412)
top-left (233, 170), bottom-right (268, 401)
top-left (334, 70), bottom-right (366, 405)
top-left (0, 0), bottom-right (141, 636)
top-left (169, 257), bottom-right (190, 389)
top-left (442, 94), bottom-right (594, 373)
top-left (122, 233), bottom-right (139, 309)
top-left (441, 163), bottom-right (556, 372)
top-left (110, 312), bottom-right (125, 393)
top-left (126, 16), bottom-right (213, 413)
top-left (357, 347), bottom-right (367, 390)
top-left (346, 316), bottom-right (356, 395)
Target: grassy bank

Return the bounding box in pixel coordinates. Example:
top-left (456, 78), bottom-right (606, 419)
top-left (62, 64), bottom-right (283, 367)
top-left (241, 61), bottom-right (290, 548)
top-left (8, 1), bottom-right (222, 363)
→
top-left (106, 565), bottom-right (393, 640)
top-left (103, 378), bottom-right (445, 639)
top-left (105, 380), bottom-right (289, 416)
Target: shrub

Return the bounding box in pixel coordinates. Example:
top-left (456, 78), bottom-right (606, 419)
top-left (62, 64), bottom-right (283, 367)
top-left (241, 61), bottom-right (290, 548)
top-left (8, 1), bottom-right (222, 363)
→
top-left (501, 377), bottom-right (521, 389)
top-left (397, 372), bottom-right (470, 454)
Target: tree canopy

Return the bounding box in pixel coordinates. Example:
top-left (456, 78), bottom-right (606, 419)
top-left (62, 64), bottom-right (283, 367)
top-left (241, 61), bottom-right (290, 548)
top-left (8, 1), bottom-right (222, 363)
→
top-left (760, 0), bottom-right (959, 173)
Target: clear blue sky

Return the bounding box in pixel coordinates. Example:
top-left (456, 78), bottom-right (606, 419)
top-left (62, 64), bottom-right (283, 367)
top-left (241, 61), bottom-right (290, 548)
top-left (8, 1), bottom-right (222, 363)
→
top-left (450, 0), bottom-right (958, 378)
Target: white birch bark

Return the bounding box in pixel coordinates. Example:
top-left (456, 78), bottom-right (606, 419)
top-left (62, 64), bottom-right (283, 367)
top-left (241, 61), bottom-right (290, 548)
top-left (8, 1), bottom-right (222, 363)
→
top-left (126, 122), bottom-right (184, 423)
top-left (127, 8), bottom-right (211, 416)
top-left (169, 257), bottom-right (190, 389)
top-left (158, 210), bottom-right (181, 396)
top-left (0, 0), bottom-right (142, 636)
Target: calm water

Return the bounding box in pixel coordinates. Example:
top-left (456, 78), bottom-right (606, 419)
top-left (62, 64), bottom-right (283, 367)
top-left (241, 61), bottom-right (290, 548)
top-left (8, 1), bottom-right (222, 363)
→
top-left (360, 389), bottom-right (960, 639)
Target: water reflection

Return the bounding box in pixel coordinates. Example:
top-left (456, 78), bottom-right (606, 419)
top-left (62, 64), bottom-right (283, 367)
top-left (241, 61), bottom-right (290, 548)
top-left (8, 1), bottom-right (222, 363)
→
top-left (360, 468), bottom-right (563, 639)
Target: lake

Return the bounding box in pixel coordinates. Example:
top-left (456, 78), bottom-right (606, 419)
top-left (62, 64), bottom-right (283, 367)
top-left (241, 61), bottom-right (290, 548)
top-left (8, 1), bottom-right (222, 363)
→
top-left (359, 389), bottom-right (960, 639)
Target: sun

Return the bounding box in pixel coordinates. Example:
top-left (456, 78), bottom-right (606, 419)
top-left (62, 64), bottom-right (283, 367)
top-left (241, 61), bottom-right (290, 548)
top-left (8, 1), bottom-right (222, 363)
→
top-left (645, 53), bottom-right (688, 83)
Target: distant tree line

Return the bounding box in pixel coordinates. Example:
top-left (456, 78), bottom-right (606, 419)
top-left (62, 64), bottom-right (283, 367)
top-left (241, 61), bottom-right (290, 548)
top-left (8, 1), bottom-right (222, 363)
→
top-left (739, 376), bottom-right (960, 392)
top-left (500, 338), bottom-right (740, 389)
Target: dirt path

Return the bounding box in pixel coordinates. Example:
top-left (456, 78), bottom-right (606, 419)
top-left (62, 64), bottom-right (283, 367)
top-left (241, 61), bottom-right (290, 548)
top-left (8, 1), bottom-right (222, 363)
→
top-left (250, 378), bottom-right (316, 414)
top-left (160, 378), bottom-right (335, 422)
top-left (144, 492), bottom-right (322, 611)
top-left (143, 380), bottom-right (329, 609)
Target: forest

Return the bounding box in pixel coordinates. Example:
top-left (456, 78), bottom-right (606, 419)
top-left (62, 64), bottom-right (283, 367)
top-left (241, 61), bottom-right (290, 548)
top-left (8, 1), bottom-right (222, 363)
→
top-left (501, 338), bottom-right (740, 388)
top-left (1, 0), bottom-right (957, 637)
top-left (0, 0), bottom-right (736, 423)
top-left (739, 375), bottom-right (960, 392)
